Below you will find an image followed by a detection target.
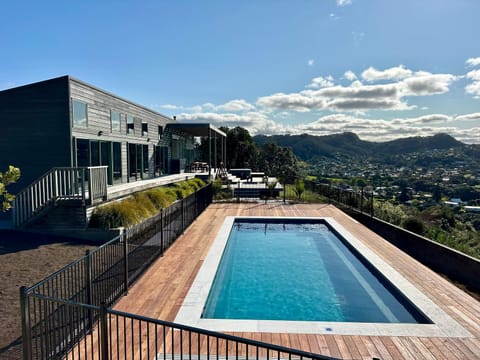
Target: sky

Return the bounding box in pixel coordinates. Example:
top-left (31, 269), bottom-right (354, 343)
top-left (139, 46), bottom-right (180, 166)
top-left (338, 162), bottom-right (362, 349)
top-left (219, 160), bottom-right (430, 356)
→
top-left (1, 0), bottom-right (480, 143)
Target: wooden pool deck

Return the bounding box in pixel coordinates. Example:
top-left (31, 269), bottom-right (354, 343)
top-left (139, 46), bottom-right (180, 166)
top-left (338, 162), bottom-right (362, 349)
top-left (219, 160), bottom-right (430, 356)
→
top-left (110, 203), bottom-right (480, 359)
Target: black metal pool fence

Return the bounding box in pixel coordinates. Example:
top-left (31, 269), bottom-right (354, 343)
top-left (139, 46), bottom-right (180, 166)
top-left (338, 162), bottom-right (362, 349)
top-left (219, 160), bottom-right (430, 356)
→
top-left (19, 182), bottom-right (337, 360)
top-left (19, 183), bottom-right (211, 359)
top-left (304, 180), bottom-right (374, 216)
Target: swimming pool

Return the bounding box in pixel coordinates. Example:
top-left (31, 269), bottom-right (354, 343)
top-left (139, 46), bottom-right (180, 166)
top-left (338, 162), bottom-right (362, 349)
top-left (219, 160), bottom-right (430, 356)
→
top-left (202, 219), bottom-right (429, 323)
top-left (175, 216), bottom-right (471, 337)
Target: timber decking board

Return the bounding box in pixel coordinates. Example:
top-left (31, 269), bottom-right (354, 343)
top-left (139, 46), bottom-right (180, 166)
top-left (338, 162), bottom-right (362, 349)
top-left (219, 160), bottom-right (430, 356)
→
top-left (76, 203), bottom-right (480, 359)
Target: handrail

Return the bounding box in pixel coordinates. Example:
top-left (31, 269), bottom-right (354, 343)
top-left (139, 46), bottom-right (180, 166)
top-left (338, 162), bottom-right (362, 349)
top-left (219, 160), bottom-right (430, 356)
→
top-left (12, 166), bottom-right (108, 228)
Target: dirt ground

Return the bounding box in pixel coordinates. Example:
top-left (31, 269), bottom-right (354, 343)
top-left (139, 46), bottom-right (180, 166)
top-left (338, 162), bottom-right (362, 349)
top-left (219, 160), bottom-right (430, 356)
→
top-left (0, 230), bottom-right (98, 359)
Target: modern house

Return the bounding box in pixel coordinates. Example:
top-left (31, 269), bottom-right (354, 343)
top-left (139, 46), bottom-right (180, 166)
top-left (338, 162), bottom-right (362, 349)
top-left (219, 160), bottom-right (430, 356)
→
top-left (0, 76), bottom-right (226, 228)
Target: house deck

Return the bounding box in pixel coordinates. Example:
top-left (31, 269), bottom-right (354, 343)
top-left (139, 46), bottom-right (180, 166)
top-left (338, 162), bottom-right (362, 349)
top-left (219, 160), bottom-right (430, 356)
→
top-left (110, 203), bottom-right (480, 359)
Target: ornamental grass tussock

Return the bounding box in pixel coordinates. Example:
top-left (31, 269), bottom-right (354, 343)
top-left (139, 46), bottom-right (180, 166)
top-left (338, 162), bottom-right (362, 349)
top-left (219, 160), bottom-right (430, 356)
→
top-left (89, 179), bottom-right (205, 229)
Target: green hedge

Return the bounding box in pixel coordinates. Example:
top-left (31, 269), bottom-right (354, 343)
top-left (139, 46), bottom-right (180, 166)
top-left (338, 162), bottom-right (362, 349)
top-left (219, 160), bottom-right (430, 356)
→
top-left (89, 178), bottom-right (205, 229)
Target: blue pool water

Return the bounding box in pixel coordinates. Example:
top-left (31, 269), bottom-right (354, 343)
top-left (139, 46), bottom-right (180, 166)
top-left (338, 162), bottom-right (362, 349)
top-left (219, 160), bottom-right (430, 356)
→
top-left (202, 219), bottom-right (430, 323)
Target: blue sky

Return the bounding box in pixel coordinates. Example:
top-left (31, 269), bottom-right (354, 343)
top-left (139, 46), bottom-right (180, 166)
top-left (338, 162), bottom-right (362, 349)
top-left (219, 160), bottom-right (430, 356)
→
top-left (1, 0), bottom-right (480, 143)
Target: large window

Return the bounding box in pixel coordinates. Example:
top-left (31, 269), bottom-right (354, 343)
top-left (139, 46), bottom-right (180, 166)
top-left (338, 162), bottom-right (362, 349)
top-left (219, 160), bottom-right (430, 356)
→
top-left (126, 115), bottom-right (134, 134)
top-left (72, 99), bottom-right (88, 127)
top-left (111, 110), bottom-right (121, 132)
top-left (142, 122), bottom-right (148, 137)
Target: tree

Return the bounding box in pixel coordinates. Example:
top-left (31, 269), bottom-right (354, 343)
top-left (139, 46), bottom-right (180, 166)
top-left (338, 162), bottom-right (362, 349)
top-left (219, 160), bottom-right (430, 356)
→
top-left (0, 165), bottom-right (20, 212)
top-left (260, 142), bottom-right (299, 185)
top-left (197, 126), bottom-right (260, 170)
top-left (225, 126), bottom-right (260, 169)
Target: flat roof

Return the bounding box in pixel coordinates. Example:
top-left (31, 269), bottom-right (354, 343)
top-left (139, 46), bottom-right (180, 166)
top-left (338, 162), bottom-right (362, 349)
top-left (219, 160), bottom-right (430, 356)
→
top-left (166, 123), bottom-right (226, 137)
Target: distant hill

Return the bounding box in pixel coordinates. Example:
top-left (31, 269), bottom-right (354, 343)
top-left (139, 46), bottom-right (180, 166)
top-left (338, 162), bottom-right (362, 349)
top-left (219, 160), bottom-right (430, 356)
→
top-left (253, 132), bottom-right (465, 161)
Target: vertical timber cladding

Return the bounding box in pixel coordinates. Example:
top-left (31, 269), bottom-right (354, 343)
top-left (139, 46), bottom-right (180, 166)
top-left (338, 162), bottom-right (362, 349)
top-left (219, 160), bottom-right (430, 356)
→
top-left (68, 77), bottom-right (175, 184)
top-left (0, 76), bottom-right (71, 194)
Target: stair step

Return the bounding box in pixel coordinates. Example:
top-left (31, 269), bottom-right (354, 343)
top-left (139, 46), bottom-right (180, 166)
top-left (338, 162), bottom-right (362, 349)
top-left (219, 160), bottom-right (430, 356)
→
top-left (28, 202), bottom-right (87, 230)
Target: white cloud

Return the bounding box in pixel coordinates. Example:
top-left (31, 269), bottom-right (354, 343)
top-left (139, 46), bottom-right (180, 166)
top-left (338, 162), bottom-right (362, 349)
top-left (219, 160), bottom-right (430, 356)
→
top-left (215, 99), bottom-right (256, 112)
top-left (400, 72), bottom-right (457, 96)
top-left (177, 111), bottom-right (287, 136)
top-left (159, 104), bottom-right (179, 110)
top-left (177, 106), bottom-right (480, 144)
top-left (308, 59), bottom-right (314, 67)
top-left (257, 67), bottom-right (458, 113)
top-left (465, 69), bottom-right (480, 97)
top-left (392, 114), bottom-right (452, 125)
top-left (257, 92), bottom-right (326, 112)
top-left (455, 112), bottom-right (480, 122)
top-left (318, 83), bottom-right (398, 99)
top-left (361, 65), bottom-right (413, 82)
top-left (198, 99), bottom-right (256, 112)
top-left (466, 57), bottom-right (480, 67)
top-left (467, 69), bottom-right (480, 81)
top-left (171, 62), bottom-right (477, 144)
top-left (466, 82), bottom-right (480, 98)
top-left (336, 0), bottom-right (352, 6)
top-left (344, 70), bottom-right (357, 81)
top-left (307, 75), bottom-right (334, 89)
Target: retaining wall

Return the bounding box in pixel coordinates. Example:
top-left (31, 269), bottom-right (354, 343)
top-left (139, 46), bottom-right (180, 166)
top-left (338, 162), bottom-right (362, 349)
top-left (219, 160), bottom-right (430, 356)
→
top-left (347, 210), bottom-right (480, 294)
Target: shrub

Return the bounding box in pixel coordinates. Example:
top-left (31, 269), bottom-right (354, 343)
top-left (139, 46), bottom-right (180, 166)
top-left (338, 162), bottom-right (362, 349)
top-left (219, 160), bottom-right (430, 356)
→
top-left (294, 179), bottom-right (305, 200)
top-left (189, 178), bottom-right (205, 190)
top-left (170, 181), bottom-right (195, 199)
top-left (145, 187), bottom-right (177, 209)
top-left (402, 216), bottom-right (426, 235)
top-left (89, 198), bottom-right (142, 229)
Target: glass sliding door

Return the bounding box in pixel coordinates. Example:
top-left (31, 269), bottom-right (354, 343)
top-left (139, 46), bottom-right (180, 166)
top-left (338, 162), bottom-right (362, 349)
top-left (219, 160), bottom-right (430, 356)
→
top-left (136, 144), bottom-right (143, 179)
top-left (90, 141), bottom-right (100, 166)
top-left (75, 139), bottom-right (121, 186)
top-left (100, 141), bottom-right (112, 185)
top-left (128, 143), bottom-right (138, 182)
top-left (142, 145), bottom-right (149, 178)
top-left (112, 142), bottom-right (122, 184)
top-left (76, 139), bottom-right (90, 167)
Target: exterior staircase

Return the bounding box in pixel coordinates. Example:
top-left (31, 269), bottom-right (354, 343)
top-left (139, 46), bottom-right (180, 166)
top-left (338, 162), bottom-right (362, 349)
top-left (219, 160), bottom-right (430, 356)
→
top-left (13, 166), bottom-right (108, 229)
top-left (28, 199), bottom-right (87, 231)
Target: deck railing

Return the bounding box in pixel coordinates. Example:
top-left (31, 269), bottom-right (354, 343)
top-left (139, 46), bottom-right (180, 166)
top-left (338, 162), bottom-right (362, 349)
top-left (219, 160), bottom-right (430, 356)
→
top-left (12, 166), bottom-right (108, 228)
top-left (20, 184), bottom-right (217, 360)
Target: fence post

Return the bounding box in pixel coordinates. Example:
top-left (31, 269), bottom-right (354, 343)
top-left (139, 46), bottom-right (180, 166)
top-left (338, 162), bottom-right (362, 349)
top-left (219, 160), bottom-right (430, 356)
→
top-left (370, 192), bottom-right (374, 217)
top-left (123, 231), bottom-right (129, 295)
top-left (99, 303), bottom-right (109, 360)
top-left (20, 286), bottom-right (32, 360)
top-left (360, 187), bottom-right (364, 213)
top-left (85, 250), bottom-right (94, 329)
top-left (160, 208), bottom-right (164, 254)
top-left (195, 188), bottom-right (198, 216)
top-left (237, 181), bottom-right (240, 202)
top-left (181, 198), bottom-right (185, 231)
